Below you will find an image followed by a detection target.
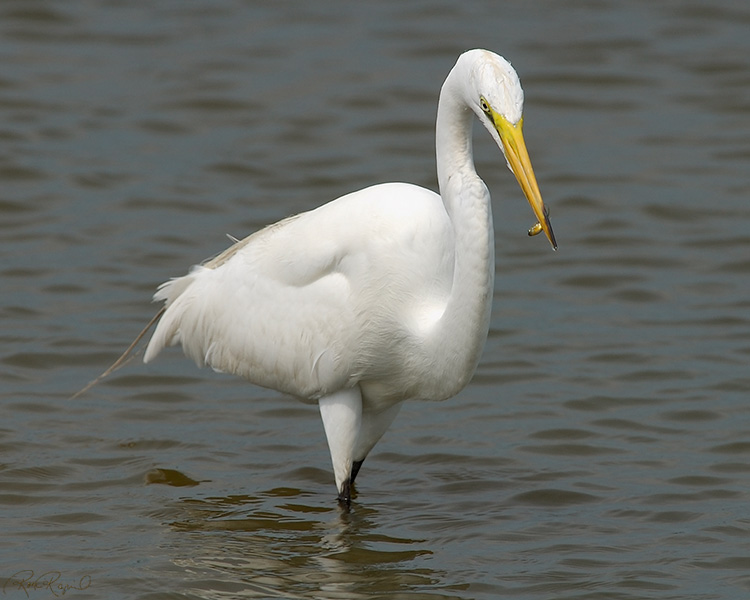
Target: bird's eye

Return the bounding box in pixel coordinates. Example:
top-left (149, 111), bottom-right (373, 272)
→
top-left (479, 97), bottom-right (491, 114)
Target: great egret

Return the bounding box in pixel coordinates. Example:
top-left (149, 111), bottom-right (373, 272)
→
top-left (143, 49), bottom-right (556, 505)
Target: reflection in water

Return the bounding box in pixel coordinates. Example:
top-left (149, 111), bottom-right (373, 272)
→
top-left (163, 489), bottom-right (448, 600)
top-left (145, 468), bottom-right (201, 487)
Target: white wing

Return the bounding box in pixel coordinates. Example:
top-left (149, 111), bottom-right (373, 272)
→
top-left (144, 182), bottom-right (455, 402)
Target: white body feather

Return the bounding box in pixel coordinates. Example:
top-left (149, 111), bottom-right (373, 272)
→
top-left (144, 180), bottom-right (491, 412)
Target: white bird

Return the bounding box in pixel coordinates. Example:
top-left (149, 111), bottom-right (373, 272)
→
top-left (143, 49), bottom-right (556, 505)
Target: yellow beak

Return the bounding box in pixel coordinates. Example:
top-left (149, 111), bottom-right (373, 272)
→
top-left (493, 113), bottom-right (557, 250)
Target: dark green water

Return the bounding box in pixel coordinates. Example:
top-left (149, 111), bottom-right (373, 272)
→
top-left (2, 1), bottom-right (749, 598)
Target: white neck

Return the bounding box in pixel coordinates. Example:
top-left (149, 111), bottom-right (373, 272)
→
top-left (425, 65), bottom-right (495, 398)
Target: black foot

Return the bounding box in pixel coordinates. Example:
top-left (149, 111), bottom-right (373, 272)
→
top-left (337, 480), bottom-right (352, 507)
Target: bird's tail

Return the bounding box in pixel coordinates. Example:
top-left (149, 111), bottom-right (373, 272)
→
top-left (141, 268), bottom-right (205, 365)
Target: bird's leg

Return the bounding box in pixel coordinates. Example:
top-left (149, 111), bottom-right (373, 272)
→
top-left (319, 387), bottom-right (362, 506)
top-left (338, 480), bottom-right (352, 507)
top-left (349, 404), bottom-right (402, 486)
top-left (350, 459), bottom-right (365, 485)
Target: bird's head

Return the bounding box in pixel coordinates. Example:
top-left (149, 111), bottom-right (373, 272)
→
top-left (460, 49), bottom-right (557, 250)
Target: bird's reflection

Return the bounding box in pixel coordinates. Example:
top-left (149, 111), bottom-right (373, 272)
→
top-left (156, 486), bottom-right (457, 599)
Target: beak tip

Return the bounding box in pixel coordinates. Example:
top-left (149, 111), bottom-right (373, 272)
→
top-left (544, 210), bottom-right (557, 251)
top-left (548, 229), bottom-right (558, 251)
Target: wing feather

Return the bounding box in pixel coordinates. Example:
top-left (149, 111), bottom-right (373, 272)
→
top-left (144, 182), bottom-right (453, 401)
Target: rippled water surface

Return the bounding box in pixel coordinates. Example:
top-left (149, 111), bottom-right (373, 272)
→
top-left (2, 2), bottom-right (750, 599)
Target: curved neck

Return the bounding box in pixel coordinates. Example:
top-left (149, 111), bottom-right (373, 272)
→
top-left (436, 71), bottom-right (476, 194)
top-left (425, 68), bottom-right (495, 398)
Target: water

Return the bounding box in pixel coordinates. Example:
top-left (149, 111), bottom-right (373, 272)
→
top-left (2, 1), bottom-right (750, 598)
